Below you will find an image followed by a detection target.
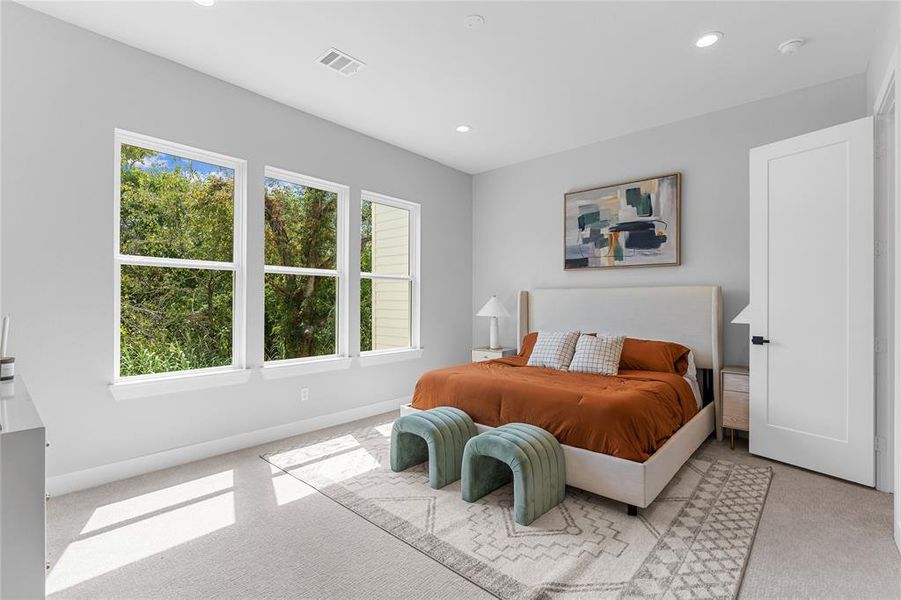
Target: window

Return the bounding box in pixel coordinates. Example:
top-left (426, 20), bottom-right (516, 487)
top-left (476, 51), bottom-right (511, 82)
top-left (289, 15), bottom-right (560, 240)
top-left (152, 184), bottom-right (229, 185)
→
top-left (115, 130), bottom-right (245, 380)
top-left (360, 191), bottom-right (419, 353)
top-left (264, 167), bottom-right (348, 363)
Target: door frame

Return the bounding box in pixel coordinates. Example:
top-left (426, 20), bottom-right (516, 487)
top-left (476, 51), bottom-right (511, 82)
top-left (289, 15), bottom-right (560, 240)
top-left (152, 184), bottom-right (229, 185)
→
top-left (875, 56), bottom-right (897, 496)
top-left (874, 44), bottom-right (901, 553)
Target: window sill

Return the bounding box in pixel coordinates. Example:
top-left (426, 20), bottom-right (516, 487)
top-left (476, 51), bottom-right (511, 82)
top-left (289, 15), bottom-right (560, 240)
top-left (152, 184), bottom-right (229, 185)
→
top-left (357, 348), bottom-right (423, 367)
top-left (261, 356), bottom-right (353, 380)
top-left (110, 368), bottom-right (252, 401)
top-left (108, 350), bottom-right (419, 399)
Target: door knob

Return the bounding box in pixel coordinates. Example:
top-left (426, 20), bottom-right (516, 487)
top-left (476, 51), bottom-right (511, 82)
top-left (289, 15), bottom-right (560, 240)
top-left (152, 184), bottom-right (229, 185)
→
top-left (751, 336), bottom-right (770, 345)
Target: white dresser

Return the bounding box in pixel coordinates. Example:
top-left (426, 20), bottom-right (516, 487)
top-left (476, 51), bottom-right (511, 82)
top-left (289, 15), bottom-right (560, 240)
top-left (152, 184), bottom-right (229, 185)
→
top-left (0, 378), bottom-right (46, 599)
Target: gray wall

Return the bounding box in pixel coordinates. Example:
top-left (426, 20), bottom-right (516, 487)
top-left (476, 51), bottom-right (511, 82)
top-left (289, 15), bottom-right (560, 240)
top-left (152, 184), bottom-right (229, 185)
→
top-left (1, 4), bottom-right (472, 478)
top-left (472, 74), bottom-right (867, 367)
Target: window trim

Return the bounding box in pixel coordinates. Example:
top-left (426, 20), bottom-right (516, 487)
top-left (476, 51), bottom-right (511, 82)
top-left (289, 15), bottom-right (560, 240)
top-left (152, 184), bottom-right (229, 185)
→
top-left (109, 367), bottom-right (252, 401)
top-left (360, 189), bottom-right (421, 355)
top-left (356, 347), bottom-right (424, 367)
top-left (113, 129), bottom-right (247, 383)
top-left (262, 165), bottom-right (350, 366)
top-left (260, 356), bottom-right (353, 380)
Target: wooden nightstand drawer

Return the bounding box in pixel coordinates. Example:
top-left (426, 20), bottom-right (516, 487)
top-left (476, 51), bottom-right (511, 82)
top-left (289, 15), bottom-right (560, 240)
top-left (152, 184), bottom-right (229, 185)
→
top-left (723, 372), bottom-right (749, 393)
top-left (472, 348), bottom-right (515, 362)
top-left (721, 366), bottom-right (750, 448)
top-left (722, 391), bottom-right (749, 431)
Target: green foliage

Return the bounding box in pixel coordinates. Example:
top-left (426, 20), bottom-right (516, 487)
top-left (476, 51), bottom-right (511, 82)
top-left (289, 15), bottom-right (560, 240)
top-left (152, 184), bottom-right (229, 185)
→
top-left (263, 179), bottom-right (340, 361)
top-left (360, 200), bottom-right (373, 352)
top-left (264, 273), bottom-right (336, 360)
top-left (120, 266), bottom-right (233, 376)
top-left (120, 145), bottom-right (233, 261)
top-left (119, 146), bottom-right (374, 375)
top-left (264, 179), bottom-right (337, 269)
top-left (360, 200), bottom-right (373, 273)
top-left (119, 146), bottom-right (236, 377)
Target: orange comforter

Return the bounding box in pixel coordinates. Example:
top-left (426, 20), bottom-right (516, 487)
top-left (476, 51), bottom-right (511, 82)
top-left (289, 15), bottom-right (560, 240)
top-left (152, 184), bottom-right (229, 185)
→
top-left (411, 356), bottom-right (698, 462)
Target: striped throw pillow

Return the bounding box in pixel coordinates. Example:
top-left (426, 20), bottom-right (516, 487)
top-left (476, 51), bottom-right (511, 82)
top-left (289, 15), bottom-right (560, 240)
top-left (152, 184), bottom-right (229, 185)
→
top-left (526, 331), bottom-right (580, 370)
top-left (569, 334), bottom-right (626, 376)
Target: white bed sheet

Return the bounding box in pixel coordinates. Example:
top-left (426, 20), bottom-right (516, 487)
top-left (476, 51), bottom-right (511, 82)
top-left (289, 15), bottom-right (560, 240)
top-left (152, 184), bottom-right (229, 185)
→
top-left (685, 376), bottom-right (702, 409)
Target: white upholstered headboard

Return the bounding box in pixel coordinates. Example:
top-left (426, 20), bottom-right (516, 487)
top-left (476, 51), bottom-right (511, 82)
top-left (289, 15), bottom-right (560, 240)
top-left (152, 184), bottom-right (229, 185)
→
top-left (516, 286), bottom-right (723, 438)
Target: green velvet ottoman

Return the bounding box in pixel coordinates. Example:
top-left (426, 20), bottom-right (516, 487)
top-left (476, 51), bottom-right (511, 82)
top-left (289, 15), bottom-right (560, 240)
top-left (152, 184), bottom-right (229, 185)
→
top-left (461, 423), bottom-right (566, 526)
top-left (390, 407), bottom-right (478, 489)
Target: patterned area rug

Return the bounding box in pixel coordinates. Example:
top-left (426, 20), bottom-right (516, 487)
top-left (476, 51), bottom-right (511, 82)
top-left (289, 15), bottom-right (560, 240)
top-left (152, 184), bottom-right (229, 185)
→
top-left (262, 419), bottom-right (772, 600)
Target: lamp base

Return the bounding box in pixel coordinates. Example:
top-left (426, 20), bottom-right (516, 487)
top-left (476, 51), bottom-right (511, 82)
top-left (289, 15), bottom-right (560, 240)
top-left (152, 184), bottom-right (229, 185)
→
top-left (489, 317), bottom-right (499, 350)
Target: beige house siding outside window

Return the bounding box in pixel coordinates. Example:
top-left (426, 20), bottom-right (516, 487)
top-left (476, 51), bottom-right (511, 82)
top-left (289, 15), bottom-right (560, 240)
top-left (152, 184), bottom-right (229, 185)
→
top-left (371, 203), bottom-right (411, 350)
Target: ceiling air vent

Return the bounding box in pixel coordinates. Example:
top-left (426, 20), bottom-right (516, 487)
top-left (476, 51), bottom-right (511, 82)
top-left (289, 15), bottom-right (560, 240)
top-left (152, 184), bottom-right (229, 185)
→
top-left (318, 47), bottom-right (365, 77)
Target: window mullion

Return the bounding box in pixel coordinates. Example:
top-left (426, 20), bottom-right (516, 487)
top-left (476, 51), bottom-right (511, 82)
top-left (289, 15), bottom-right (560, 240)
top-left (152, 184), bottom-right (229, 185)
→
top-left (263, 265), bottom-right (339, 277)
top-left (361, 272), bottom-right (412, 281)
top-left (117, 254), bottom-right (237, 271)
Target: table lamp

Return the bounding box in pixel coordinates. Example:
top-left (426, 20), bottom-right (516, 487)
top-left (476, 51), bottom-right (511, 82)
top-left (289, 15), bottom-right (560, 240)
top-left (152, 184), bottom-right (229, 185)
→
top-left (732, 305), bottom-right (750, 325)
top-left (477, 295), bottom-right (510, 350)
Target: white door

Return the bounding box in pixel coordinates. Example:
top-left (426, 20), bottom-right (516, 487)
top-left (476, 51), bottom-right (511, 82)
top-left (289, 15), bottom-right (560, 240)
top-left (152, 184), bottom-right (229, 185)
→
top-left (749, 117), bottom-right (874, 486)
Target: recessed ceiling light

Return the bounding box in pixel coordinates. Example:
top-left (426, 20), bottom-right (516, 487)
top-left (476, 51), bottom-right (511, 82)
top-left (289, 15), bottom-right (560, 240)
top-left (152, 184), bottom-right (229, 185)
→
top-left (463, 15), bottom-right (485, 29)
top-left (455, 124), bottom-right (472, 133)
top-left (193, 0), bottom-right (215, 6)
top-left (778, 38), bottom-right (806, 55)
top-left (695, 32), bottom-right (723, 48)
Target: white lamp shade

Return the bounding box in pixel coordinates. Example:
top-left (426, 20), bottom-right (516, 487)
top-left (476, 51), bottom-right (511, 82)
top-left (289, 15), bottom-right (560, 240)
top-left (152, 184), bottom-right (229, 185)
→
top-left (477, 295), bottom-right (510, 318)
top-left (731, 304), bottom-right (751, 325)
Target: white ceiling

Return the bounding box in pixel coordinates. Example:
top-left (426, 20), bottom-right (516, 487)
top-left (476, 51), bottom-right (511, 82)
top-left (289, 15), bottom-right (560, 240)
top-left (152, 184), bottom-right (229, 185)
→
top-left (22, 1), bottom-right (888, 174)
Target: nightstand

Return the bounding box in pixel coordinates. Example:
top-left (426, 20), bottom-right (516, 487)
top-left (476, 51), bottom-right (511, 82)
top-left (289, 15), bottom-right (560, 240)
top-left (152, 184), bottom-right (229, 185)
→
top-left (722, 366), bottom-right (749, 449)
top-left (472, 347), bottom-right (515, 362)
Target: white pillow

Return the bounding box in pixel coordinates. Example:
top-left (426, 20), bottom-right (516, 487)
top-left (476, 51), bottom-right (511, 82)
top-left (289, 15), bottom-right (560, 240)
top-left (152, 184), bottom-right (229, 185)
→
top-left (569, 334), bottom-right (626, 375)
top-left (527, 331), bottom-right (580, 370)
top-left (685, 351), bottom-right (698, 381)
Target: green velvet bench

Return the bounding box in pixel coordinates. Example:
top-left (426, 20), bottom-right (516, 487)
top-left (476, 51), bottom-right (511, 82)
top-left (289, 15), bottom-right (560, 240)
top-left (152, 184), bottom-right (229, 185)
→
top-left (461, 423), bottom-right (566, 526)
top-left (390, 407), bottom-right (478, 489)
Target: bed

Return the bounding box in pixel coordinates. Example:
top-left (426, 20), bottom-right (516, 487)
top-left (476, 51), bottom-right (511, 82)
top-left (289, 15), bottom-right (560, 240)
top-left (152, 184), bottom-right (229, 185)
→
top-left (401, 285), bottom-right (723, 511)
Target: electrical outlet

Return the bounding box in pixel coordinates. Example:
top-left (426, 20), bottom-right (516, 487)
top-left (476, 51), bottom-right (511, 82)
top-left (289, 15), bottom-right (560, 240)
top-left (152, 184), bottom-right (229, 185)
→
top-left (300, 387), bottom-right (309, 402)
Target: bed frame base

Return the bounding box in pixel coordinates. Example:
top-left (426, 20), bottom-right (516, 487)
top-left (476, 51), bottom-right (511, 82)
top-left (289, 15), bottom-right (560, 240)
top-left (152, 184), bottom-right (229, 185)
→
top-left (399, 402), bottom-right (715, 509)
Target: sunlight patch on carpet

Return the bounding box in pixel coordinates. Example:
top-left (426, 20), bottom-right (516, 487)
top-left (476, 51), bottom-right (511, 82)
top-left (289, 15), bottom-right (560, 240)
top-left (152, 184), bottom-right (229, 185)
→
top-left (48, 491), bottom-right (235, 595)
top-left (271, 472), bottom-right (318, 506)
top-left (81, 470), bottom-right (234, 534)
top-left (266, 434), bottom-right (360, 470)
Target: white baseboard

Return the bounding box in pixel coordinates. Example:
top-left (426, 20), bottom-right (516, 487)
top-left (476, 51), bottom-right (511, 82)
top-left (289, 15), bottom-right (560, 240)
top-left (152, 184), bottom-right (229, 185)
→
top-left (47, 396), bottom-right (409, 496)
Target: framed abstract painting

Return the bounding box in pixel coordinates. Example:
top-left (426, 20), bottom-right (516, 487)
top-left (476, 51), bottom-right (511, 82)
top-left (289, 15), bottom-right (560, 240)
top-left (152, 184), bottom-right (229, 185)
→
top-left (564, 173), bottom-right (681, 270)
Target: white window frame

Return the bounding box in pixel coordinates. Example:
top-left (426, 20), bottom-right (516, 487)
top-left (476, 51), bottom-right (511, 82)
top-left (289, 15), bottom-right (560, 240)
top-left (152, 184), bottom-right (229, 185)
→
top-left (113, 129), bottom-right (247, 384)
top-left (263, 166), bottom-right (349, 367)
top-left (360, 190), bottom-right (421, 356)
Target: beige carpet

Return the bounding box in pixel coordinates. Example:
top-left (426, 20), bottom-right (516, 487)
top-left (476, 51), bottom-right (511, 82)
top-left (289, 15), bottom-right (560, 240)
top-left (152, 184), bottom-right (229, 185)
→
top-left (46, 411), bottom-right (901, 599)
top-left (262, 417), bottom-right (772, 599)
